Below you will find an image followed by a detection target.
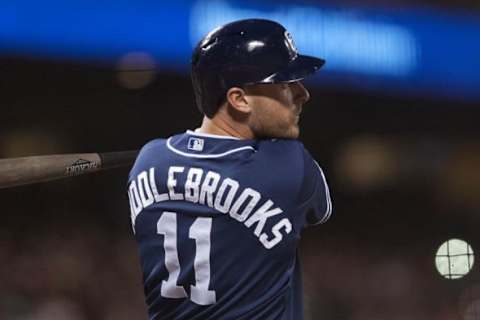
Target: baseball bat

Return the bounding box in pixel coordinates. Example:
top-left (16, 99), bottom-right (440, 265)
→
top-left (0, 150), bottom-right (138, 189)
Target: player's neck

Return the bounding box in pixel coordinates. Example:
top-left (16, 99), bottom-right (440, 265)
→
top-left (197, 114), bottom-right (254, 140)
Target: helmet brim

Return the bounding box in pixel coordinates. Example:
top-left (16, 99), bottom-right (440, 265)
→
top-left (255, 55), bottom-right (325, 84)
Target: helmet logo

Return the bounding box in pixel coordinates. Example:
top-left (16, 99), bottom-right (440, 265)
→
top-left (247, 40), bottom-right (265, 52)
top-left (284, 31), bottom-right (298, 60)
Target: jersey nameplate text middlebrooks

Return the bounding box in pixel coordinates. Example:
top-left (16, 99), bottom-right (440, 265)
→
top-left (128, 165), bottom-right (292, 249)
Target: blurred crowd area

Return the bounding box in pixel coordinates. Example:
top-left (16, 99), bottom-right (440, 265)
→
top-left (2, 0), bottom-right (480, 317)
top-left (0, 223), bottom-right (147, 320)
top-left (1, 57), bottom-right (479, 320)
top-left (302, 240), bottom-right (479, 320)
top-left (0, 217), bottom-right (478, 320)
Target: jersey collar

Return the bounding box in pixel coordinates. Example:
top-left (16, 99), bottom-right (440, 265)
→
top-left (186, 129), bottom-right (241, 140)
top-left (166, 131), bottom-right (257, 159)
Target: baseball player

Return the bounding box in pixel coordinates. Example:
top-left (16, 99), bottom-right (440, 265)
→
top-left (127, 19), bottom-right (332, 320)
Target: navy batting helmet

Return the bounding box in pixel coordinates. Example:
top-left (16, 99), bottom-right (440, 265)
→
top-left (191, 19), bottom-right (326, 118)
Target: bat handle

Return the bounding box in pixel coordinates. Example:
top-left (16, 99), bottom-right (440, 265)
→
top-left (99, 150), bottom-right (139, 169)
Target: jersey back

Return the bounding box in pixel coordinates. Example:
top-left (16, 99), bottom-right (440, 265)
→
top-left (127, 131), bottom-right (332, 320)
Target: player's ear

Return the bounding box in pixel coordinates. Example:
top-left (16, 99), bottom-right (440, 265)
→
top-left (226, 87), bottom-right (252, 114)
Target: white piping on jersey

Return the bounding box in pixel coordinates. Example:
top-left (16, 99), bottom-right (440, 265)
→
top-left (187, 129), bottom-right (241, 140)
top-left (166, 137), bottom-right (256, 158)
top-left (313, 161), bottom-right (333, 225)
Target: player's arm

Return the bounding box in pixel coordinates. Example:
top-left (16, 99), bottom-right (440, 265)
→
top-left (298, 147), bottom-right (333, 226)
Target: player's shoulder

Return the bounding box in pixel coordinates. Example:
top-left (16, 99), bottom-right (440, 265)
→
top-left (135, 138), bottom-right (166, 162)
top-left (138, 131), bottom-right (192, 156)
top-left (129, 137), bottom-right (169, 176)
top-left (258, 138), bottom-right (303, 149)
top-left (257, 139), bottom-right (324, 177)
top-left (139, 137), bottom-right (168, 153)
top-left (256, 138), bottom-right (308, 160)
top-left (252, 139), bottom-right (311, 178)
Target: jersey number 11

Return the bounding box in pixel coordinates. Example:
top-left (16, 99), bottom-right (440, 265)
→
top-left (157, 211), bottom-right (216, 305)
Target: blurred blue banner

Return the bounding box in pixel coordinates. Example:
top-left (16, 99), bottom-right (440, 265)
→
top-left (2, 0), bottom-right (479, 101)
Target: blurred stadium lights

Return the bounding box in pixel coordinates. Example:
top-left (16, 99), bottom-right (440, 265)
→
top-left (334, 136), bottom-right (480, 202)
top-left (334, 135), bottom-right (399, 191)
top-left (1, 0), bottom-right (480, 100)
top-left (438, 145), bottom-right (480, 210)
top-left (0, 130), bottom-right (66, 157)
top-left (116, 52), bottom-right (156, 90)
top-left (190, 0), bottom-right (419, 76)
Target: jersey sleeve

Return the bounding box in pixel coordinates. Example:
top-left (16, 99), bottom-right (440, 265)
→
top-left (127, 138), bottom-right (165, 233)
top-left (298, 147), bottom-right (333, 226)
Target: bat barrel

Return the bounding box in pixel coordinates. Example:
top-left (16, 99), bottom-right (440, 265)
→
top-left (0, 150), bottom-right (139, 189)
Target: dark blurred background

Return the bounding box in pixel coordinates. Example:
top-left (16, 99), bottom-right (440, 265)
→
top-left (1, 0), bottom-right (479, 319)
